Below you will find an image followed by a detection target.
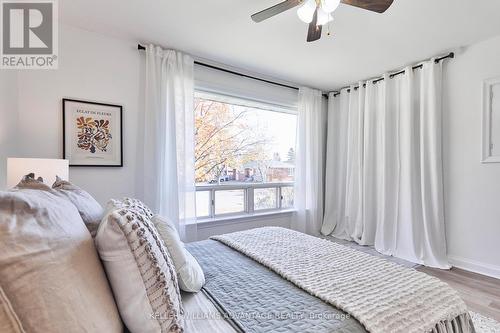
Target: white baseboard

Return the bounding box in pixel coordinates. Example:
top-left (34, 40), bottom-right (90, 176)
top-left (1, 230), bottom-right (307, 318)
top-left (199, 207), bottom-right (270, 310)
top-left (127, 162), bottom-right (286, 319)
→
top-left (448, 255), bottom-right (500, 279)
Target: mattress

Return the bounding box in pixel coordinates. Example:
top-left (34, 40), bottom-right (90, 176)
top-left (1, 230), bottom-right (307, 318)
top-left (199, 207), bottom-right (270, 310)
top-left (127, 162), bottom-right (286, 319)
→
top-left (185, 240), bottom-right (366, 333)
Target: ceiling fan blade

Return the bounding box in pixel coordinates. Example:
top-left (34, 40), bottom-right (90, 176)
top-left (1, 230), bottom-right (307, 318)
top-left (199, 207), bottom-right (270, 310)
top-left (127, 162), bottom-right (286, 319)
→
top-left (251, 0), bottom-right (303, 22)
top-left (307, 8), bottom-right (322, 42)
top-left (340, 0), bottom-right (394, 13)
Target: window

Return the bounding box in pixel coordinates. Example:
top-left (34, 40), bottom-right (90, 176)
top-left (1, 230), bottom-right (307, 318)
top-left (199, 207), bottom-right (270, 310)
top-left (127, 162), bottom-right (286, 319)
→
top-left (254, 187), bottom-right (277, 211)
top-left (194, 92), bottom-right (296, 219)
top-left (214, 189), bottom-right (245, 215)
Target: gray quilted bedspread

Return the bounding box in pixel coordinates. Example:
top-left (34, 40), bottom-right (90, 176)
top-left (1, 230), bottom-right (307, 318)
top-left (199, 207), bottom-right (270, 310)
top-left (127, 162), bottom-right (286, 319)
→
top-left (186, 240), bottom-right (367, 333)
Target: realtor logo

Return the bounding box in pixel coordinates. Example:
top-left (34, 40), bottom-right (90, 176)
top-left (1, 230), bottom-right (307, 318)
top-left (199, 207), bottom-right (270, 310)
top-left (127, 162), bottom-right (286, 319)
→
top-left (1, 0), bottom-right (58, 69)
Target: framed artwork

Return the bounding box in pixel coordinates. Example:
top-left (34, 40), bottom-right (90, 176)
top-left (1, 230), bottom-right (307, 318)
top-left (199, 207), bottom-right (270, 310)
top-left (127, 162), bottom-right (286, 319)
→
top-left (63, 98), bottom-right (123, 167)
top-left (482, 78), bottom-right (500, 163)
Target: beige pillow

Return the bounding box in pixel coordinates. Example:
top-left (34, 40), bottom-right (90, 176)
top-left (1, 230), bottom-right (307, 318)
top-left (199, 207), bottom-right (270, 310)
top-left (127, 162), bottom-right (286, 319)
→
top-left (0, 179), bottom-right (123, 333)
top-left (52, 176), bottom-right (103, 237)
top-left (96, 199), bottom-right (184, 333)
top-left (13, 173), bottom-right (46, 190)
top-left (153, 215), bottom-right (205, 293)
top-left (0, 286), bottom-right (25, 333)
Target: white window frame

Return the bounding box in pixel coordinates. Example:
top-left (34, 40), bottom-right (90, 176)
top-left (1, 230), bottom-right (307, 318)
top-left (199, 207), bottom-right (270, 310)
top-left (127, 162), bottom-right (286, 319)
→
top-left (195, 90), bottom-right (298, 116)
top-left (196, 182), bottom-right (294, 220)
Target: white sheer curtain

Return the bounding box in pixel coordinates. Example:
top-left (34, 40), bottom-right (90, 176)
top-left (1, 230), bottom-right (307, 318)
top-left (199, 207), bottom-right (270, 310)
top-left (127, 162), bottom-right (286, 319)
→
top-left (293, 87), bottom-right (326, 235)
top-left (142, 44), bottom-right (197, 242)
top-left (321, 60), bottom-right (449, 268)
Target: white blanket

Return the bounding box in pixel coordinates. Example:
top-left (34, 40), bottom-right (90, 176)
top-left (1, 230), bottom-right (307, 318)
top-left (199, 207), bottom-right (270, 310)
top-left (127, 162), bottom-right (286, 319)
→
top-left (212, 227), bottom-right (474, 333)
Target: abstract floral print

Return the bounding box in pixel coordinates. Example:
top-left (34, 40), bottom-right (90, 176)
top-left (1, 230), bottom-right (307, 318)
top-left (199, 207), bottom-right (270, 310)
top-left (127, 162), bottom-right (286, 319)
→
top-left (76, 117), bottom-right (112, 153)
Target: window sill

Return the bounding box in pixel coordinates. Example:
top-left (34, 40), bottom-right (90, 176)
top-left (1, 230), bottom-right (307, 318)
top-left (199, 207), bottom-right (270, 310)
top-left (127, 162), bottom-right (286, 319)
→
top-left (196, 209), bottom-right (296, 229)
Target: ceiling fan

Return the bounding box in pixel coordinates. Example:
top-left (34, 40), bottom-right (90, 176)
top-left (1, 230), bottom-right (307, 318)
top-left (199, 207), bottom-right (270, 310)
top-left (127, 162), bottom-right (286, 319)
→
top-left (251, 0), bottom-right (394, 42)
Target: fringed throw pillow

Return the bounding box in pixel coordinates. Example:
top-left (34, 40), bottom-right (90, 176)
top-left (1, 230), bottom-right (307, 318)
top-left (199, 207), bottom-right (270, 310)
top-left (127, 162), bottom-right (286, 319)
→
top-left (96, 199), bottom-right (184, 333)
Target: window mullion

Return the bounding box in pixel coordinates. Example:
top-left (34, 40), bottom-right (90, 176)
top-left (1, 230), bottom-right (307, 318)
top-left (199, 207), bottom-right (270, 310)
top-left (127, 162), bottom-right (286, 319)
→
top-left (210, 189), bottom-right (215, 218)
top-left (248, 187), bottom-right (254, 214)
top-left (278, 186), bottom-right (282, 210)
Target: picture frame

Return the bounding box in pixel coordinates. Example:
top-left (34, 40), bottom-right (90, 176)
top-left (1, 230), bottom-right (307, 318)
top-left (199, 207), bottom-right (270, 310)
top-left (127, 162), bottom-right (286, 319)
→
top-left (63, 98), bottom-right (123, 167)
top-left (482, 78), bottom-right (500, 163)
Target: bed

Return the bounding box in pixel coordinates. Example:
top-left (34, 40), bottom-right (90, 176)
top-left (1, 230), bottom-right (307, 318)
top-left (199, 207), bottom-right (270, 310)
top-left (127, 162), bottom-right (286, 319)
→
top-left (183, 227), bottom-right (476, 333)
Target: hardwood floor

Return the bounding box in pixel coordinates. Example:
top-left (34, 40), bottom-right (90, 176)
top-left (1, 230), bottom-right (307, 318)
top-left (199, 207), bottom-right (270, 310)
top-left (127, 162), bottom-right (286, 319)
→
top-left (417, 266), bottom-right (500, 321)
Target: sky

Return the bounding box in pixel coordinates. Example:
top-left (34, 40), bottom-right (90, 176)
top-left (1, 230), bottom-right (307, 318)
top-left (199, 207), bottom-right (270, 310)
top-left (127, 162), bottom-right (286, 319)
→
top-left (236, 104), bottom-right (297, 161)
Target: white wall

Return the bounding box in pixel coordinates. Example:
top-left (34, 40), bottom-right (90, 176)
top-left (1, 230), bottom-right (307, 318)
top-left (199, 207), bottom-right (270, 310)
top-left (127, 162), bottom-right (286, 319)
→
top-left (443, 35), bottom-right (500, 278)
top-left (0, 72), bottom-right (19, 188)
top-left (12, 24), bottom-right (142, 204)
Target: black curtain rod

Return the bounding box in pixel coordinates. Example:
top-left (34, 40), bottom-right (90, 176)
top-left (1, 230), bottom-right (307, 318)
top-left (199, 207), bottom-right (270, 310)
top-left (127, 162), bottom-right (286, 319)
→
top-left (331, 52), bottom-right (455, 97)
top-left (139, 44), bottom-right (453, 99)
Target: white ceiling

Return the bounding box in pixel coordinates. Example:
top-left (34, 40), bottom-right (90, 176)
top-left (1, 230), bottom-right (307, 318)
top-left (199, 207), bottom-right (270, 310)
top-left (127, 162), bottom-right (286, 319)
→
top-left (60, 0), bottom-right (500, 91)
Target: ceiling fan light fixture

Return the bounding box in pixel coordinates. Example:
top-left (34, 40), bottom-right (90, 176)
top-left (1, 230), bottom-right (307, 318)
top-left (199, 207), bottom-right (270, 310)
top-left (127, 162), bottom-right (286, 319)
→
top-left (251, 0), bottom-right (394, 42)
top-left (317, 7), bottom-right (334, 26)
top-left (297, 0), bottom-right (317, 23)
top-left (322, 0), bottom-right (341, 13)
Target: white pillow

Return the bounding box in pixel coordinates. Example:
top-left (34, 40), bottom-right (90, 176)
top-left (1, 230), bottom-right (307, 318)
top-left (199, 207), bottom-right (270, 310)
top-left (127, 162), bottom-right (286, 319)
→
top-left (152, 215), bottom-right (205, 293)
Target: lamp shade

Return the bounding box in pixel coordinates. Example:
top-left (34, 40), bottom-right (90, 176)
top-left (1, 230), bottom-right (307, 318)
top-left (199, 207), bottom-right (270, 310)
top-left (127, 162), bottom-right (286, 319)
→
top-left (6, 158), bottom-right (69, 189)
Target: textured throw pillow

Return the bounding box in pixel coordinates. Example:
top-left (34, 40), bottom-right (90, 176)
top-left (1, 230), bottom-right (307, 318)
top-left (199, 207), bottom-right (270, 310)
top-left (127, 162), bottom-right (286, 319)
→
top-left (122, 197), bottom-right (155, 217)
top-left (153, 215), bottom-right (205, 293)
top-left (96, 199), bottom-right (184, 333)
top-left (52, 176), bottom-right (103, 237)
top-left (0, 178), bottom-right (123, 333)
